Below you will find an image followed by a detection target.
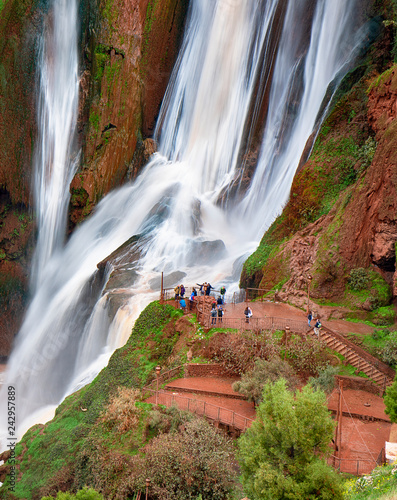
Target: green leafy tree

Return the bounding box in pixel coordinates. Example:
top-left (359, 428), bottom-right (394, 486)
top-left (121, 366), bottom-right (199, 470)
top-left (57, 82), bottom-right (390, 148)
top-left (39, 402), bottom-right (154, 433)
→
top-left (384, 374), bottom-right (397, 422)
top-left (238, 379), bottom-right (343, 500)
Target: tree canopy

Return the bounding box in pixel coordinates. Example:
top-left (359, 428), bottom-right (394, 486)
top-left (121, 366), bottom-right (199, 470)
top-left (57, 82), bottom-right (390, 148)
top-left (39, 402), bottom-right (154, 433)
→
top-left (237, 379), bottom-right (343, 500)
top-left (384, 374), bottom-right (397, 423)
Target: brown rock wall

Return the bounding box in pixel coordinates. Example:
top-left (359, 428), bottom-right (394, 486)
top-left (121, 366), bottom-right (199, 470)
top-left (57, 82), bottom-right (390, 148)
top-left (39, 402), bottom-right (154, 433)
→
top-left (72, 0), bottom-right (188, 224)
top-left (0, 0), bottom-right (43, 205)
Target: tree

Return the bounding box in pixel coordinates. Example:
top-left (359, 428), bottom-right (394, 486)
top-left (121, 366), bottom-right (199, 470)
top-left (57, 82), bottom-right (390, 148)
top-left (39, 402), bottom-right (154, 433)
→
top-left (384, 374), bottom-right (397, 422)
top-left (237, 379), bottom-right (343, 500)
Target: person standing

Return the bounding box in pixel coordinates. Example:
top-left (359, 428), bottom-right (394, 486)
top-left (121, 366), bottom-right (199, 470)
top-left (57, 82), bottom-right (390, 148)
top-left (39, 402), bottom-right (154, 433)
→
top-left (220, 285), bottom-right (226, 302)
top-left (244, 306), bottom-right (252, 323)
top-left (314, 318), bottom-right (322, 337)
top-left (180, 297), bottom-right (186, 312)
top-left (211, 307), bottom-right (217, 325)
top-left (217, 305), bottom-right (223, 324)
top-left (180, 284), bottom-right (185, 298)
top-left (308, 311), bottom-right (313, 327)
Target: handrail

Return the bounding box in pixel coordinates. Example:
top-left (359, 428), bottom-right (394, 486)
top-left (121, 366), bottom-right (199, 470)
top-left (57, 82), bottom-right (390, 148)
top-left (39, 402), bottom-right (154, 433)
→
top-left (315, 325), bottom-right (395, 385)
top-left (144, 388), bottom-right (253, 431)
top-left (329, 455), bottom-right (382, 475)
top-left (202, 314), bottom-right (308, 332)
top-left (144, 365), bottom-right (185, 390)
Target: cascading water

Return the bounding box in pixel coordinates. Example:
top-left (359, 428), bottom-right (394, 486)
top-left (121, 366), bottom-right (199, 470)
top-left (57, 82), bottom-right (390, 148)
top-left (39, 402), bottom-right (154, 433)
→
top-left (32, 0), bottom-right (80, 289)
top-left (0, 0), bottom-right (369, 439)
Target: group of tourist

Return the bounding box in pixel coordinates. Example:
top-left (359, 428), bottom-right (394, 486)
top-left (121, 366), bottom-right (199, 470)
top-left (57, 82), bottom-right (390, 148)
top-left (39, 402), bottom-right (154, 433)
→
top-left (174, 283), bottom-right (227, 316)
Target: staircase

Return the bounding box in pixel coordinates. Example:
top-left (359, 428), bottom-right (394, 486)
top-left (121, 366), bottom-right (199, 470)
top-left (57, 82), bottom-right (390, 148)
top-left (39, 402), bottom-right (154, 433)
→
top-left (309, 326), bottom-right (395, 390)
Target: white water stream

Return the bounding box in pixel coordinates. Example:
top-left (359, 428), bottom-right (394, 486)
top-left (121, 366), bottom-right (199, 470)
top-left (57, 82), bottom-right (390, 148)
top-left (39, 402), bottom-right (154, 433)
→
top-left (0, 0), bottom-right (368, 439)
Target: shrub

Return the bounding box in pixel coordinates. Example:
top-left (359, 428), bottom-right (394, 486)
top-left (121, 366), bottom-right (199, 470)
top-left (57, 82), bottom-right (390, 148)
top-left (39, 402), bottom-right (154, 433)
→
top-left (204, 331), bottom-right (280, 375)
top-left (370, 306), bottom-right (395, 326)
top-left (384, 372), bottom-right (397, 422)
top-left (348, 268), bottom-right (369, 291)
top-left (308, 365), bottom-right (339, 394)
top-left (41, 487), bottom-right (104, 499)
top-left (344, 463), bottom-right (397, 499)
top-left (286, 337), bottom-right (329, 376)
top-left (99, 387), bottom-right (142, 433)
top-left (379, 332), bottom-right (397, 367)
top-left (121, 417), bottom-right (236, 500)
top-left (233, 356), bottom-right (299, 404)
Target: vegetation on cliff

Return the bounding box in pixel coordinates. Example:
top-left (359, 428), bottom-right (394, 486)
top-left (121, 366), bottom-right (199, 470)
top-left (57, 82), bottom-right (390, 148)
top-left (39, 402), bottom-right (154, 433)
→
top-left (0, 302), bottom-right (186, 499)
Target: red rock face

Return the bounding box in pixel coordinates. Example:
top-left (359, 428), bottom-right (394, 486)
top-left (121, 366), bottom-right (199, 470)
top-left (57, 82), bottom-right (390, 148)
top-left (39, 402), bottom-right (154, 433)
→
top-left (0, 0), bottom-right (39, 206)
top-left (71, 0), bottom-right (188, 225)
top-left (252, 65), bottom-right (397, 307)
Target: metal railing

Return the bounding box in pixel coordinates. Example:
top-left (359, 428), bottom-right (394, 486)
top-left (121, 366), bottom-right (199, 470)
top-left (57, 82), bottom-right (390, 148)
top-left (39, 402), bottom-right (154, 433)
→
top-left (144, 365), bottom-right (185, 391)
top-left (203, 315), bottom-right (308, 332)
top-left (245, 287), bottom-right (272, 301)
top-left (329, 454), bottom-right (383, 475)
top-left (145, 389), bottom-right (253, 431)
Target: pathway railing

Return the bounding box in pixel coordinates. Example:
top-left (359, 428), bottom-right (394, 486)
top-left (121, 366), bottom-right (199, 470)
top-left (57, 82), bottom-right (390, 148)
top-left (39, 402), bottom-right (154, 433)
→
top-left (144, 365), bottom-right (185, 391)
top-left (329, 452), bottom-right (384, 475)
top-left (203, 315), bottom-right (308, 332)
top-left (145, 389), bottom-right (253, 431)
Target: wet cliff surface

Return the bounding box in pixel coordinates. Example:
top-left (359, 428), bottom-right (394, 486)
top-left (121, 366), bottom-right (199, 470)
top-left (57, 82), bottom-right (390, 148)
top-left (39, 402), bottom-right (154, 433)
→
top-left (70, 0), bottom-right (189, 227)
top-left (0, 0), bottom-right (188, 353)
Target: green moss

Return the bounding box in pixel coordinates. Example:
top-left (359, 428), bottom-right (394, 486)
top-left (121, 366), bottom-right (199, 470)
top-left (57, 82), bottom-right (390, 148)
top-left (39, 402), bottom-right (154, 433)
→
top-left (369, 305), bottom-right (395, 326)
top-left (368, 65), bottom-right (396, 93)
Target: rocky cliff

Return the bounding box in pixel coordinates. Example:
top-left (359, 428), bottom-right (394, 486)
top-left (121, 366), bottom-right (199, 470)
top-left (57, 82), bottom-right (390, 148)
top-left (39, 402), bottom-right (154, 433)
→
top-left (0, 0), bottom-right (188, 352)
top-left (241, 9), bottom-right (397, 324)
top-left (70, 0), bottom-right (188, 227)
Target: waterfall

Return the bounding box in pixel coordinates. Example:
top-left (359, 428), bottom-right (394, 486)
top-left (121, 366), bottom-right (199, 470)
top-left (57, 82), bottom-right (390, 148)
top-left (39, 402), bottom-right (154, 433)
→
top-left (0, 0), bottom-right (368, 439)
top-left (32, 0), bottom-right (79, 289)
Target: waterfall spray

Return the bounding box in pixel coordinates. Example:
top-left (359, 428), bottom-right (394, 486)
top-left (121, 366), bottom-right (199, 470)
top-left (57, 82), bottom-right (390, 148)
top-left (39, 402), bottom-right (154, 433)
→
top-left (0, 0), bottom-right (368, 439)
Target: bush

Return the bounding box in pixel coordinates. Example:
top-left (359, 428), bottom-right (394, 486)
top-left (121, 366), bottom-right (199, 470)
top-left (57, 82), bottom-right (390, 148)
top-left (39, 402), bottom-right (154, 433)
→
top-left (344, 463), bottom-right (397, 499)
top-left (233, 356), bottom-right (299, 404)
top-left (121, 417), bottom-right (236, 500)
top-left (370, 306), bottom-right (395, 326)
top-left (41, 487), bottom-right (104, 499)
top-left (379, 332), bottom-right (397, 367)
top-left (204, 331), bottom-right (280, 375)
top-left (308, 365), bottom-right (339, 394)
top-left (348, 268), bottom-right (369, 291)
top-left (286, 337), bottom-right (329, 376)
top-left (99, 387), bottom-right (143, 433)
